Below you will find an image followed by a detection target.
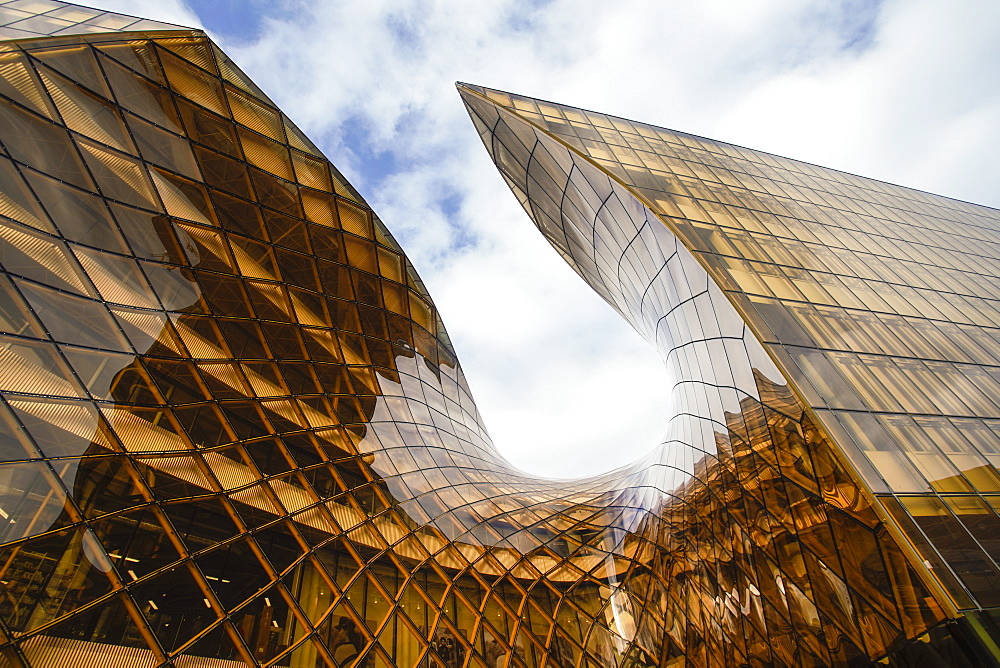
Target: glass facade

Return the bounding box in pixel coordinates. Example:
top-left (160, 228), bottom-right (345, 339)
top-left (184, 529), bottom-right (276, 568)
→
top-left (0, 0), bottom-right (996, 665)
top-left (458, 84), bottom-right (1000, 665)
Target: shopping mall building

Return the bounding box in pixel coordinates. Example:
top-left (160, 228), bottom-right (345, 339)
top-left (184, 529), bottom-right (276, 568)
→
top-left (0, 1), bottom-right (998, 666)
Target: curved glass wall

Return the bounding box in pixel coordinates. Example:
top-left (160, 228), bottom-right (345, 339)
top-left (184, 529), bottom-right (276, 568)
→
top-left (458, 83), bottom-right (1000, 666)
top-left (0, 0), bottom-right (996, 666)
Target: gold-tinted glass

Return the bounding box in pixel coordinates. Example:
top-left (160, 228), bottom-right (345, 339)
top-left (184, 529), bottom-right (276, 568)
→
top-left (0, 0), bottom-right (996, 665)
top-left (458, 82), bottom-right (1000, 665)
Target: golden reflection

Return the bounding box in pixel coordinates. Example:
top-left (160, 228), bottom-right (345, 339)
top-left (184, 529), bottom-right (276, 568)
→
top-left (0, 3), bottom-right (996, 666)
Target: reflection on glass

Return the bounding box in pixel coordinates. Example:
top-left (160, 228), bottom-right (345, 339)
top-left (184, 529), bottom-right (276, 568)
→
top-left (0, 2), bottom-right (996, 666)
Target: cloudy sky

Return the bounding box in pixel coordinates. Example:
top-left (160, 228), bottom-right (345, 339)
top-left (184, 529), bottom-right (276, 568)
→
top-left (86, 0), bottom-right (1000, 477)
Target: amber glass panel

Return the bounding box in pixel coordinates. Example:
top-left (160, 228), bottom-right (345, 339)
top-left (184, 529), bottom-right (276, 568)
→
top-left (0, 18), bottom-right (994, 667)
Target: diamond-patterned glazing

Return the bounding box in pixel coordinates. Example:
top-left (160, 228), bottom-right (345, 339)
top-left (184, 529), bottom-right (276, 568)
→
top-left (0, 1), bottom-right (998, 665)
top-left (459, 83), bottom-right (1000, 666)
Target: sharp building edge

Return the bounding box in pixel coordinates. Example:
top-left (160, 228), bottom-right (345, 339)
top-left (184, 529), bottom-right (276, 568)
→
top-left (457, 83), bottom-right (1000, 666)
top-left (0, 0), bottom-right (996, 665)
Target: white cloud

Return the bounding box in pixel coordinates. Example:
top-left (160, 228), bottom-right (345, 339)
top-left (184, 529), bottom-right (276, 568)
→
top-left (715, 0), bottom-right (1000, 207)
top-left (80, 0), bottom-right (1000, 476)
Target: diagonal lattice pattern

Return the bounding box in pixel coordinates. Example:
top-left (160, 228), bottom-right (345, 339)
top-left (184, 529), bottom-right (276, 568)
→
top-left (0, 0), bottom-right (182, 40)
top-left (459, 83), bottom-right (1000, 665)
top-left (0, 1), bottom-right (996, 666)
